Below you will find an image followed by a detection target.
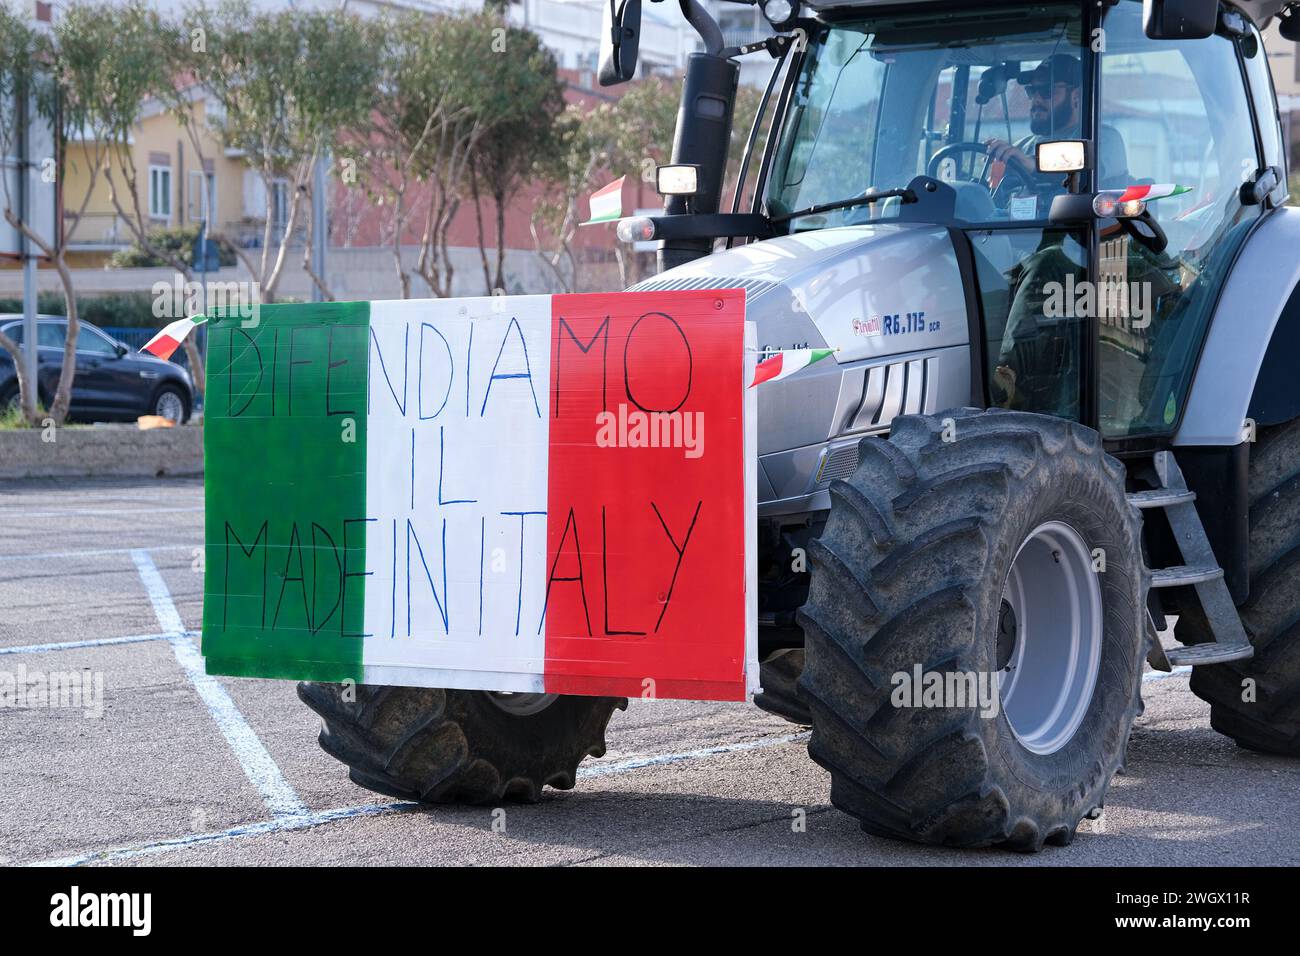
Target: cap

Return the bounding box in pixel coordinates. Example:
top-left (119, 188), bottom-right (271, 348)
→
top-left (1022, 53), bottom-right (1083, 88)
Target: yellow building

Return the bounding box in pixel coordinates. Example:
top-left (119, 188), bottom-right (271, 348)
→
top-left (58, 89), bottom-right (282, 268)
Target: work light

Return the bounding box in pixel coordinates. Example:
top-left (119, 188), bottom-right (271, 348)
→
top-left (761, 0), bottom-right (799, 32)
top-left (655, 164), bottom-right (699, 197)
top-left (1092, 192), bottom-right (1146, 219)
top-left (616, 217), bottom-right (656, 243)
top-left (1037, 140), bottom-right (1088, 174)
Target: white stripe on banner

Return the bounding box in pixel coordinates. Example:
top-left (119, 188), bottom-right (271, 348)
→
top-left (361, 297), bottom-right (552, 691)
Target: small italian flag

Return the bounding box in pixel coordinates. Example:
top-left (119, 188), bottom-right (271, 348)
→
top-left (141, 315), bottom-right (205, 360)
top-left (750, 348), bottom-right (836, 388)
top-left (583, 176), bottom-right (625, 225)
top-left (1118, 184), bottom-right (1191, 203)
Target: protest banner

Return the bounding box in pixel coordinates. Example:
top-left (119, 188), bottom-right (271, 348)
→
top-left (201, 290), bottom-right (757, 701)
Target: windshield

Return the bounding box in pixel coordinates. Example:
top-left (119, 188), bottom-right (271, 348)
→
top-left (765, 3), bottom-right (1089, 231)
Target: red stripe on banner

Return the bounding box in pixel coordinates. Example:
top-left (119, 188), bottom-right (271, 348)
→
top-left (750, 353), bottom-right (784, 387)
top-left (542, 290), bottom-right (748, 701)
top-left (143, 334), bottom-right (182, 360)
top-left (591, 176), bottom-right (624, 200)
top-left (1119, 184), bottom-right (1152, 203)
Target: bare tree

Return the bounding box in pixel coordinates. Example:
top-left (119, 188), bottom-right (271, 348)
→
top-left (181, 0), bottom-right (381, 302)
top-left (409, 13), bottom-right (509, 298)
top-left (530, 105), bottom-right (614, 293)
top-left (345, 11), bottom-right (462, 300)
top-left (55, 1), bottom-right (216, 397)
top-left (466, 24), bottom-right (565, 294)
top-left (0, 1), bottom-right (117, 425)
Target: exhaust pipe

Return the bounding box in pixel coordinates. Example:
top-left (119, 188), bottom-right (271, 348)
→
top-left (658, 0), bottom-right (739, 273)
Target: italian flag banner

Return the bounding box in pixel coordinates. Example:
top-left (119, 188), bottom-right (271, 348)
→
top-left (750, 348), bottom-right (836, 387)
top-left (201, 290), bottom-right (757, 701)
top-left (141, 315), bottom-right (205, 360)
top-left (1118, 183), bottom-right (1191, 203)
top-left (583, 176), bottom-right (625, 224)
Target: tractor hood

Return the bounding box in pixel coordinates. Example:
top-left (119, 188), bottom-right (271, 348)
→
top-left (627, 222), bottom-right (975, 516)
top-left (627, 222), bottom-right (969, 363)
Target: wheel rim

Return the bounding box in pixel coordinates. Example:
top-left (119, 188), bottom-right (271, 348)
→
top-left (155, 391), bottom-right (184, 422)
top-left (484, 691), bottom-right (557, 717)
top-left (997, 520), bottom-right (1103, 756)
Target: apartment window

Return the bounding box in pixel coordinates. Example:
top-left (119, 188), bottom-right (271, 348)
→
top-left (149, 165), bottom-right (172, 220)
top-left (188, 170), bottom-right (216, 223)
top-left (271, 178), bottom-right (289, 229)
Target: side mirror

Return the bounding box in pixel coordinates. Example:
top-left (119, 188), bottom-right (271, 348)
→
top-left (1281, 11), bottom-right (1300, 43)
top-left (115, 343), bottom-right (128, 358)
top-left (598, 0), bottom-right (641, 87)
top-left (1142, 0), bottom-right (1218, 40)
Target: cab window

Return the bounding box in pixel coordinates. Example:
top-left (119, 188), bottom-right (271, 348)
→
top-left (1241, 23), bottom-right (1288, 205)
top-left (1096, 0), bottom-right (1263, 438)
top-left (765, 4), bottom-right (1087, 229)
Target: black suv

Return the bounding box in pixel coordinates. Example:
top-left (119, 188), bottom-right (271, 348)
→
top-left (0, 316), bottom-right (194, 423)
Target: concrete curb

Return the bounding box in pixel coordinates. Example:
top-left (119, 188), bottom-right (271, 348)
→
top-left (0, 423), bottom-right (203, 479)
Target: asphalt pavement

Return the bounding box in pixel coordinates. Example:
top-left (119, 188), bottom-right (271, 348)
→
top-left (1, 476), bottom-right (1297, 866)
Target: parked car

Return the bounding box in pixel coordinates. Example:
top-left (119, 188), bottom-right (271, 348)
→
top-left (0, 315), bottom-right (194, 423)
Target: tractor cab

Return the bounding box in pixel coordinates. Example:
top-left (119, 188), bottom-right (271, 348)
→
top-left (764, 0), bottom-right (1284, 440)
top-left (607, 0), bottom-right (1288, 445)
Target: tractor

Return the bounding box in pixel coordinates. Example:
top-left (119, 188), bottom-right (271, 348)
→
top-left (301, 0), bottom-right (1300, 850)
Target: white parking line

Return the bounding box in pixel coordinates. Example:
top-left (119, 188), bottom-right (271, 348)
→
top-left (0, 544), bottom-right (195, 563)
top-left (578, 732), bottom-right (812, 777)
top-left (0, 631), bottom-right (196, 655)
top-left (30, 731), bottom-right (814, 866)
top-left (0, 507), bottom-right (203, 519)
top-left (33, 803), bottom-right (417, 867)
top-left (130, 548), bottom-right (307, 820)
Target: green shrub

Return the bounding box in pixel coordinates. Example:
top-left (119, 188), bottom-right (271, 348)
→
top-left (107, 225), bottom-right (236, 270)
top-left (0, 291), bottom-right (69, 316)
top-left (0, 291), bottom-right (159, 328)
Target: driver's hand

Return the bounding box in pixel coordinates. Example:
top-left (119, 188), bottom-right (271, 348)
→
top-left (984, 138), bottom-right (1034, 176)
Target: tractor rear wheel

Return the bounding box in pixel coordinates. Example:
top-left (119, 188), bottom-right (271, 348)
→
top-left (298, 682), bottom-right (625, 803)
top-left (797, 409), bottom-right (1148, 850)
top-left (1184, 416), bottom-right (1300, 755)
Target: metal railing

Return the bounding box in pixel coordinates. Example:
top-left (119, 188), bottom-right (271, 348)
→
top-left (63, 213), bottom-right (307, 252)
top-left (63, 212), bottom-right (136, 249)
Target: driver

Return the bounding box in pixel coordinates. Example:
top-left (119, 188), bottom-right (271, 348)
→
top-left (983, 54), bottom-right (1129, 196)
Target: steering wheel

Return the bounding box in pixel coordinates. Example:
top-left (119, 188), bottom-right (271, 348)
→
top-left (926, 142), bottom-right (1033, 197)
top-left (1120, 210), bottom-right (1169, 255)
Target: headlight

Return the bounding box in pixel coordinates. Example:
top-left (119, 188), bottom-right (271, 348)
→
top-left (615, 217), bottom-right (656, 244)
top-left (1092, 192), bottom-right (1146, 220)
top-left (761, 0), bottom-right (798, 32)
top-left (655, 164), bottom-right (699, 198)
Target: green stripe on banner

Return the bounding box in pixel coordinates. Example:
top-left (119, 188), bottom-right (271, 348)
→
top-left (201, 302), bottom-right (370, 682)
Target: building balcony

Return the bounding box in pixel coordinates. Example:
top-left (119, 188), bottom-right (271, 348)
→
top-left (62, 212), bottom-right (135, 251)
